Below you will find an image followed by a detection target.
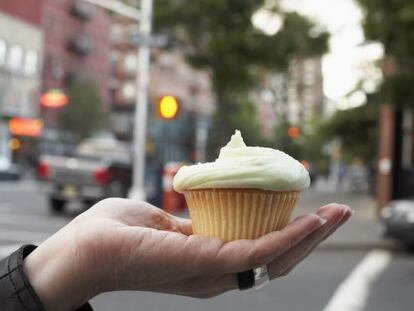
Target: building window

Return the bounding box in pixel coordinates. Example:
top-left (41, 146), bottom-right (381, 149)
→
top-left (111, 24), bottom-right (123, 43)
top-left (0, 39), bottom-right (6, 67)
top-left (303, 59), bottom-right (315, 86)
top-left (122, 81), bottom-right (136, 101)
top-left (123, 53), bottom-right (138, 74)
top-left (24, 50), bottom-right (38, 76)
top-left (7, 45), bottom-right (24, 73)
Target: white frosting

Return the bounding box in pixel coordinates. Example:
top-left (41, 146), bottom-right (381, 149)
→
top-left (173, 130), bottom-right (310, 192)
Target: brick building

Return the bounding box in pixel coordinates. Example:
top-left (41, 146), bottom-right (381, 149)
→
top-left (109, 16), bottom-right (214, 163)
top-left (41, 0), bottom-right (112, 127)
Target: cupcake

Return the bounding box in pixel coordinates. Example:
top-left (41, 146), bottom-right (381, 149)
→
top-left (173, 130), bottom-right (310, 242)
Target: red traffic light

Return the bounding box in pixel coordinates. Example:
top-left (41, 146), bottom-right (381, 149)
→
top-left (288, 126), bottom-right (300, 139)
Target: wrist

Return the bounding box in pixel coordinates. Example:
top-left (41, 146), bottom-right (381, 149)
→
top-left (23, 228), bottom-right (98, 311)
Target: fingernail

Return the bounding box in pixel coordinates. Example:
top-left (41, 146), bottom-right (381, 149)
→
top-left (307, 213), bottom-right (327, 226)
top-left (319, 217), bottom-right (327, 226)
top-left (340, 204), bottom-right (351, 216)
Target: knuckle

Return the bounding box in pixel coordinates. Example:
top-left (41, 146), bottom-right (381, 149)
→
top-left (252, 248), bottom-right (271, 267)
top-left (250, 242), bottom-right (277, 267)
top-left (283, 234), bottom-right (301, 250)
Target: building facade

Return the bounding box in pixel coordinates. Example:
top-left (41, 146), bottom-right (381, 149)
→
top-left (0, 0), bottom-right (43, 119)
top-left (0, 0), bottom-right (44, 171)
top-left (41, 0), bottom-right (111, 127)
top-left (253, 57), bottom-right (324, 138)
top-left (109, 16), bottom-right (214, 164)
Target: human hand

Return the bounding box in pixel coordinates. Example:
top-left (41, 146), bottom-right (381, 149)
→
top-left (24, 198), bottom-right (352, 311)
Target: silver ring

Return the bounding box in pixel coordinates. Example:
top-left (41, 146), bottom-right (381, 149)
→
top-left (253, 265), bottom-right (269, 289)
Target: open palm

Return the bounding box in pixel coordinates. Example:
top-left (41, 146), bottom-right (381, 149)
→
top-left (75, 198), bottom-right (351, 297)
top-left (25, 198), bottom-right (351, 311)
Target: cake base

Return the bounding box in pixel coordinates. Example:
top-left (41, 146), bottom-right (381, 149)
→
top-left (183, 188), bottom-right (300, 241)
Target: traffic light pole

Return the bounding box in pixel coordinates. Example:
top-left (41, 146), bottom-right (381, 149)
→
top-left (83, 0), bottom-right (153, 201)
top-left (129, 0), bottom-right (153, 200)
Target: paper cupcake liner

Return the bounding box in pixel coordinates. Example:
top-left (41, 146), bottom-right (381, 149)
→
top-left (183, 189), bottom-right (300, 241)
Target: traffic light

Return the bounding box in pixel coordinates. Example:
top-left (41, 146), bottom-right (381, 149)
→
top-left (8, 138), bottom-right (21, 151)
top-left (288, 126), bottom-right (300, 139)
top-left (158, 95), bottom-right (179, 119)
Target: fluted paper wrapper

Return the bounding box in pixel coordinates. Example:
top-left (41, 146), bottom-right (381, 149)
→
top-left (183, 189), bottom-right (300, 242)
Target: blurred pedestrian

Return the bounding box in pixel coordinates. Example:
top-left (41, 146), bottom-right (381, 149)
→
top-left (0, 199), bottom-right (351, 311)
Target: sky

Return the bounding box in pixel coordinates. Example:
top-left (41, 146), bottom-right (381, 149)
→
top-left (254, 0), bottom-right (384, 110)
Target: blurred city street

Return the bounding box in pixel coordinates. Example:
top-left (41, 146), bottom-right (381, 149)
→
top-left (1, 0), bottom-right (414, 310)
top-left (0, 179), bottom-right (412, 311)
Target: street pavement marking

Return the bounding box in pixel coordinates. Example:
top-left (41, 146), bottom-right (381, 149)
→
top-left (0, 228), bottom-right (49, 243)
top-left (323, 249), bottom-right (392, 311)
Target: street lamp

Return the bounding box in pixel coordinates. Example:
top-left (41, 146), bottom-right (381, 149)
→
top-left (82, 0), bottom-right (153, 201)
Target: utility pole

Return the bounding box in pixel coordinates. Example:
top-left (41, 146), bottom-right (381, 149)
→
top-left (129, 0), bottom-right (153, 200)
top-left (83, 0), bottom-right (153, 201)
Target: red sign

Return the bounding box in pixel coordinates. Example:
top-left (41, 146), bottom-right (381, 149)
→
top-left (40, 89), bottom-right (68, 108)
top-left (9, 118), bottom-right (43, 137)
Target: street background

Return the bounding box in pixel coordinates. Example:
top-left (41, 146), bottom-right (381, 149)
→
top-left (1, 0), bottom-right (414, 310)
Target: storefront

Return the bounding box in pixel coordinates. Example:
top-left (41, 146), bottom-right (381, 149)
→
top-left (0, 9), bottom-right (43, 174)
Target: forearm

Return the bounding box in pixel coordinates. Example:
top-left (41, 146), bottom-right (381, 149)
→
top-left (23, 231), bottom-right (97, 311)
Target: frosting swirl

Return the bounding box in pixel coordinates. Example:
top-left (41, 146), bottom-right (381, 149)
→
top-left (173, 130), bottom-right (310, 192)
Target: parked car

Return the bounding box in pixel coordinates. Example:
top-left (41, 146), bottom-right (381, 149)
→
top-left (0, 162), bottom-right (21, 180)
top-left (380, 200), bottom-right (414, 246)
top-left (37, 136), bottom-right (132, 213)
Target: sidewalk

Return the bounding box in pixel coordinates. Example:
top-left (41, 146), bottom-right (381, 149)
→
top-left (297, 188), bottom-right (390, 250)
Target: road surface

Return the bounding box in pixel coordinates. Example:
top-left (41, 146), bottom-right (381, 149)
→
top-left (0, 180), bottom-right (412, 311)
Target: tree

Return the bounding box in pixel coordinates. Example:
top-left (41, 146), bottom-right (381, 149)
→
top-left (207, 99), bottom-right (264, 158)
top-left (153, 1), bottom-right (329, 148)
top-left (60, 81), bottom-right (106, 141)
top-left (357, 0), bottom-right (414, 108)
top-left (319, 102), bottom-right (379, 164)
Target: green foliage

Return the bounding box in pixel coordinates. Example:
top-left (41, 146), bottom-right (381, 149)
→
top-left (154, 1), bottom-right (329, 149)
top-left (358, 0), bottom-right (414, 61)
top-left (358, 0), bottom-right (414, 108)
top-left (228, 100), bottom-right (264, 146)
top-left (320, 103), bottom-right (379, 163)
top-left (272, 121), bottom-right (304, 159)
top-left (207, 99), bottom-right (264, 159)
top-left (60, 81), bottom-right (106, 141)
top-left (155, 1), bottom-right (328, 92)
